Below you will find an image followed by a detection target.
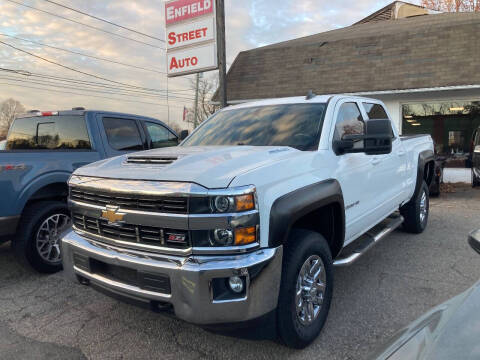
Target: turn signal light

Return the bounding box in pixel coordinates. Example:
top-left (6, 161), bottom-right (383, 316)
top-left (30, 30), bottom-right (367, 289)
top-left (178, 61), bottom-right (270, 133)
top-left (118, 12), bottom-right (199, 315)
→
top-left (235, 194), bottom-right (255, 212)
top-left (234, 226), bottom-right (257, 245)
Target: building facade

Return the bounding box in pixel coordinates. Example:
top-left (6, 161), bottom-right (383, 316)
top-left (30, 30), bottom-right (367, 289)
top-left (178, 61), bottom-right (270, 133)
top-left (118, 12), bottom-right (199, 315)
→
top-left (219, 2), bottom-right (480, 168)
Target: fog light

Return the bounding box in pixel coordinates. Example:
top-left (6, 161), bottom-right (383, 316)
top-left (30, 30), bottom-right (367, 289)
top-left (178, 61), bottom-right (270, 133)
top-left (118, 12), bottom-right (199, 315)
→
top-left (228, 276), bottom-right (244, 293)
top-left (213, 229), bottom-right (233, 246)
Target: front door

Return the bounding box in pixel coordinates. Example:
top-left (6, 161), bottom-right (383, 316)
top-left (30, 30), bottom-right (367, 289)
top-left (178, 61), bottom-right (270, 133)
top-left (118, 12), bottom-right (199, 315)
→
top-left (330, 100), bottom-right (375, 243)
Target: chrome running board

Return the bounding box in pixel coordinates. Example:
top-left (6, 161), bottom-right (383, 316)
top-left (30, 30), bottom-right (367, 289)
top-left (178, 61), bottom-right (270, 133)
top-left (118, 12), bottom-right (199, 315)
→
top-left (333, 214), bottom-right (404, 267)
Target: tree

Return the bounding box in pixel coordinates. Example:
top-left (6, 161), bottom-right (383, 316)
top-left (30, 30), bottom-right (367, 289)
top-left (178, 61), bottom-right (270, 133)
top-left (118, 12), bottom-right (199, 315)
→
top-left (421, 0), bottom-right (480, 12)
top-left (186, 73), bottom-right (219, 128)
top-left (0, 98), bottom-right (25, 137)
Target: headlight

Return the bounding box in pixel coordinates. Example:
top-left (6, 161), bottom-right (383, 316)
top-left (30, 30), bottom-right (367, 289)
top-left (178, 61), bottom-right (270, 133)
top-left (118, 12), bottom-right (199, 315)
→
top-left (213, 196), bottom-right (233, 213)
top-left (211, 193), bottom-right (255, 213)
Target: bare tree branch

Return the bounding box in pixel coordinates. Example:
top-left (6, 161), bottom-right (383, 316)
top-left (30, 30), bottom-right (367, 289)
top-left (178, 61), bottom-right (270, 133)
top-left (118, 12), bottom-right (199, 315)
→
top-left (0, 98), bottom-right (25, 139)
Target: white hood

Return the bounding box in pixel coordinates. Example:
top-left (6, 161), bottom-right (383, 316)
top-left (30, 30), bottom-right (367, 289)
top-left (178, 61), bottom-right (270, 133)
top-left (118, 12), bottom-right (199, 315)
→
top-left (75, 146), bottom-right (300, 188)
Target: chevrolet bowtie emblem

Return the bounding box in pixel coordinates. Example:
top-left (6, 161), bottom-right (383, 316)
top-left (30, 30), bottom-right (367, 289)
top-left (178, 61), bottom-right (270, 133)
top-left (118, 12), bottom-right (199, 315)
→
top-left (101, 205), bottom-right (125, 225)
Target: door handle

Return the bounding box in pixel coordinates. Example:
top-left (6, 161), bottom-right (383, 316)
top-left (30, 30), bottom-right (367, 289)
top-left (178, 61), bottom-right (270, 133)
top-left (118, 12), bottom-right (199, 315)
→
top-left (371, 157), bottom-right (381, 165)
top-left (397, 150), bottom-right (406, 156)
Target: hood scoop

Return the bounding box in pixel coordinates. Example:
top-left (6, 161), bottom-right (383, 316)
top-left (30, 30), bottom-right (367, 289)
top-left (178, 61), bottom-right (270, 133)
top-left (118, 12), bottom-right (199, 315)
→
top-left (125, 154), bottom-right (179, 165)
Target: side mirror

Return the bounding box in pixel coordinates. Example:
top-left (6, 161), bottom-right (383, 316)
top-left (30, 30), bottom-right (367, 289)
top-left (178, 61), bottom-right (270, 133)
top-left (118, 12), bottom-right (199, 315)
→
top-left (468, 229), bottom-right (480, 254)
top-left (179, 130), bottom-right (189, 141)
top-left (333, 119), bottom-right (393, 155)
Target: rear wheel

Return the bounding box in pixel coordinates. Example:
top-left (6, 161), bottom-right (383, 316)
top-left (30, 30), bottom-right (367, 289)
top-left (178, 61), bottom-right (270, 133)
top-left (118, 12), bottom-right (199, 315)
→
top-left (472, 169), bottom-right (479, 188)
top-left (12, 201), bottom-right (70, 273)
top-left (400, 181), bottom-right (429, 234)
top-left (277, 229), bottom-right (333, 349)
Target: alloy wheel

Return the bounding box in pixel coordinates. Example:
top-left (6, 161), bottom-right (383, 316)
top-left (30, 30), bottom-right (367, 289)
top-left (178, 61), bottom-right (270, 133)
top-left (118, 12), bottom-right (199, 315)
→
top-left (36, 213), bottom-right (70, 264)
top-left (295, 255), bottom-right (326, 326)
top-left (419, 190), bottom-right (428, 224)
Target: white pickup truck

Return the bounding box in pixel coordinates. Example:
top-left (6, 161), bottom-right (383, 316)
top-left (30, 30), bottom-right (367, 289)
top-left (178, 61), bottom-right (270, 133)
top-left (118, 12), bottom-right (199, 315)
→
top-left (62, 94), bottom-right (434, 348)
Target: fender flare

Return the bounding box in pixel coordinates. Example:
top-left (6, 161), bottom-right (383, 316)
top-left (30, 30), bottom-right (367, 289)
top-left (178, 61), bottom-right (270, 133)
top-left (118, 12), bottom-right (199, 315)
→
top-left (414, 149), bottom-right (434, 196)
top-left (268, 179), bottom-right (345, 248)
top-left (16, 171), bottom-right (71, 214)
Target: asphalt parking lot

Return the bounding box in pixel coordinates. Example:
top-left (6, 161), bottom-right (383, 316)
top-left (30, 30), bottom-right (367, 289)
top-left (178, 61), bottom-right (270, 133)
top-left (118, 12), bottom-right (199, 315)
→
top-left (1, 186), bottom-right (480, 360)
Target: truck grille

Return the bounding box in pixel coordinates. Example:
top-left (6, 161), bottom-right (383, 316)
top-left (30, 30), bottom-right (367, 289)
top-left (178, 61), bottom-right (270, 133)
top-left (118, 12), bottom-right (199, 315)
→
top-left (70, 188), bottom-right (188, 214)
top-left (72, 213), bottom-right (189, 248)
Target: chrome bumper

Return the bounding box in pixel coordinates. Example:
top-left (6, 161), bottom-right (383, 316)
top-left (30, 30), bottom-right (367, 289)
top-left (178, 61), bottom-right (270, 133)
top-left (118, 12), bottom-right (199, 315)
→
top-left (62, 230), bottom-right (282, 325)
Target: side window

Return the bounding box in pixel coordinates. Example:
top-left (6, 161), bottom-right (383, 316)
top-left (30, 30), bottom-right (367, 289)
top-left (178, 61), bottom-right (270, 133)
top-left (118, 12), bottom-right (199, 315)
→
top-left (333, 103), bottom-right (365, 147)
top-left (103, 117), bottom-right (143, 151)
top-left (363, 103), bottom-right (388, 119)
top-left (144, 122), bottom-right (178, 148)
top-left (6, 115), bottom-right (91, 150)
top-left (363, 102), bottom-right (395, 138)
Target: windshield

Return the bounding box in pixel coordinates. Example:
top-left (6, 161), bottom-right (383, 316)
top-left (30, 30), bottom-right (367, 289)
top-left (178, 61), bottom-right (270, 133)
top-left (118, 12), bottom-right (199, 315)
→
top-left (182, 103), bottom-right (326, 151)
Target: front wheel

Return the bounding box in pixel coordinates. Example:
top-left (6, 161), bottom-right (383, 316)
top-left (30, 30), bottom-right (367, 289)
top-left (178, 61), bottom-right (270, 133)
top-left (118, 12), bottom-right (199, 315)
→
top-left (12, 201), bottom-right (70, 273)
top-left (400, 181), bottom-right (429, 234)
top-left (277, 229), bottom-right (333, 349)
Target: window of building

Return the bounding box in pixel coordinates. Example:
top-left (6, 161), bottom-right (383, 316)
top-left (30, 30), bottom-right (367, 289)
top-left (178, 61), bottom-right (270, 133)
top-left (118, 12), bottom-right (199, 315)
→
top-left (103, 117), bottom-right (144, 151)
top-left (144, 122), bottom-right (178, 148)
top-left (402, 101), bottom-right (480, 167)
top-left (6, 115), bottom-right (91, 150)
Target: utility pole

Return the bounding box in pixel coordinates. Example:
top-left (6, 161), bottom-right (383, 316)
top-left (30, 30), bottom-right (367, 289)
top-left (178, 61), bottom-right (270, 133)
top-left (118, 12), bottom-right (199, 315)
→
top-left (215, 0), bottom-right (227, 108)
top-left (193, 72), bottom-right (200, 128)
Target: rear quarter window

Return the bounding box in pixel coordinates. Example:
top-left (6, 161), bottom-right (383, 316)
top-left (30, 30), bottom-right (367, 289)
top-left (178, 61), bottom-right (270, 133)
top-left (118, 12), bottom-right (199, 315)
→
top-left (6, 115), bottom-right (91, 150)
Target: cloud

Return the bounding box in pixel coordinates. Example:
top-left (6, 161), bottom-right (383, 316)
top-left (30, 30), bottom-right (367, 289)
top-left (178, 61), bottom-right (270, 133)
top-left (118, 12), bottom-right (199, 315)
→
top-left (0, 0), bottom-right (420, 131)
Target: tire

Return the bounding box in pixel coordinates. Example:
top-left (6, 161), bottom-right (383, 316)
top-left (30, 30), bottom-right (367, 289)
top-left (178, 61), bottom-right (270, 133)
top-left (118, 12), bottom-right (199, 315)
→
top-left (472, 169), bottom-right (479, 188)
top-left (12, 201), bottom-right (70, 273)
top-left (400, 181), bottom-right (429, 234)
top-left (277, 229), bottom-right (333, 349)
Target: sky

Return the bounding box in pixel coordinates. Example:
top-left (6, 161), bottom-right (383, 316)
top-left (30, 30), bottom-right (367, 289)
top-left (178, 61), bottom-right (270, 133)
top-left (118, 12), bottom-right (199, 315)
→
top-left (0, 0), bottom-right (421, 131)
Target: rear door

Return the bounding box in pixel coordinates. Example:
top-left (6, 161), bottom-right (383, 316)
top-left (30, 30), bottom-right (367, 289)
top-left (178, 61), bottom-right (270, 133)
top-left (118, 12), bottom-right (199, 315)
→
top-left (97, 115), bottom-right (147, 157)
top-left (361, 102), bottom-right (408, 216)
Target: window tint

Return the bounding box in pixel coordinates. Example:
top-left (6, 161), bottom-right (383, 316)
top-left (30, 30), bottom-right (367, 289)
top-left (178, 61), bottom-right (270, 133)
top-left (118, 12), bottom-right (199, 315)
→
top-left (6, 115), bottom-right (91, 150)
top-left (363, 103), bottom-right (388, 119)
top-left (145, 122), bottom-right (178, 148)
top-left (103, 117), bottom-right (143, 151)
top-left (334, 103), bottom-right (364, 141)
top-left (182, 104), bottom-right (326, 151)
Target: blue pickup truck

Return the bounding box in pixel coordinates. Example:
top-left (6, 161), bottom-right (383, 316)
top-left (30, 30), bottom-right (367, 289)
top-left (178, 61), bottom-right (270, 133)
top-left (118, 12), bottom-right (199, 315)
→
top-left (0, 108), bottom-right (182, 273)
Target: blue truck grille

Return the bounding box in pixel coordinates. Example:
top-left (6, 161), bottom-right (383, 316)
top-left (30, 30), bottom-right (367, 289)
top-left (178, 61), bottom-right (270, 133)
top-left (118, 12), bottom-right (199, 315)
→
top-left (72, 213), bottom-right (190, 248)
top-left (70, 188), bottom-right (188, 214)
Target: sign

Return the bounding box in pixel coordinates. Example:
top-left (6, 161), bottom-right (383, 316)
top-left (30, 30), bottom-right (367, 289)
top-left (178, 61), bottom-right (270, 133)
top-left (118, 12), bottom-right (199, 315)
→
top-left (165, 0), bottom-right (213, 25)
top-left (167, 17), bottom-right (215, 50)
top-left (167, 43), bottom-right (217, 76)
top-left (165, 0), bottom-right (217, 77)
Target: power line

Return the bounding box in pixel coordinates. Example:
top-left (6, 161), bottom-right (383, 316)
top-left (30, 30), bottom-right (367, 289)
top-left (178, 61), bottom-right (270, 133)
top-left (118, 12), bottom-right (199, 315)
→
top-left (5, 0), bottom-right (164, 49)
top-left (0, 67), bottom-right (195, 98)
top-left (39, 0), bottom-right (165, 42)
top-left (0, 75), bottom-right (196, 101)
top-left (0, 40), bottom-right (169, 92)
top-left (0, 33), bottom-right (166, 74)
top-left (1, 81), bottom-right (188, 108)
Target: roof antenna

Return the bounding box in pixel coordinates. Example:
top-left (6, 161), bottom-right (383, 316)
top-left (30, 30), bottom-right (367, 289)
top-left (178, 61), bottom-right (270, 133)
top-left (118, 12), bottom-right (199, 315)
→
top-left (306, 90), bottom-right (316, 100)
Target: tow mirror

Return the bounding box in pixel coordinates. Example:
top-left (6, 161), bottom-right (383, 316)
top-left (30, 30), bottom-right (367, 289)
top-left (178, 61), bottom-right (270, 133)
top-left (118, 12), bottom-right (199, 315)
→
top-left (179, 129), bottom-right (189, 141)
top-left (468, 229), bottom-right (480, 255)
top-left (333, 119), bottom-right (393, 155)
